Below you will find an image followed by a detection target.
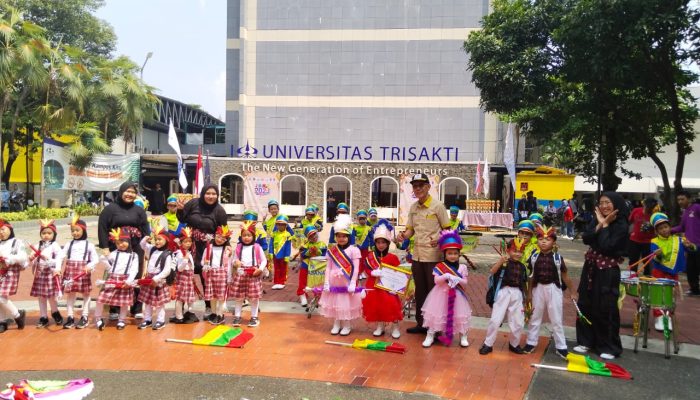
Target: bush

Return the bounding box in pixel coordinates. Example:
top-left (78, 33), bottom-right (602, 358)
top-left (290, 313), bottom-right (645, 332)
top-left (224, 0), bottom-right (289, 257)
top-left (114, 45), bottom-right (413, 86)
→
top-left (72, 204), bottom-right (103, 217)
top-left (2, 207), bottom-right (70, 222)
top-left (1, 211), bottom-right (28, 221)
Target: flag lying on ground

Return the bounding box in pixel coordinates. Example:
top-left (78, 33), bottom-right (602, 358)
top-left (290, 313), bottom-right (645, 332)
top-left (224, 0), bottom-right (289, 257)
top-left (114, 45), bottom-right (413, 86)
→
top-left (0, 378), bottom-right (94, 400)
top-left (325, 339), bottom-right (407, 354)
top-left (532, 353), bottom-right (632, 380)
top-left (166, 325), bottom-right (253, 348)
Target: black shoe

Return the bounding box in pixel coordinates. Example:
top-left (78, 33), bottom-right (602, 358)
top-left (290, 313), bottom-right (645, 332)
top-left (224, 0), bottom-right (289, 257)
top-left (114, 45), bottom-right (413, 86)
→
top-left (555, 348), bottom-right (569, 360)
top-left (247, 317), bottom-right (259, 327)
top-left (184, 311), bottom-right (199, 323)
top-left (76, 316), bottom-right (88, 329)
top-left (51, 311), bottom-right (63, 325)
top-left (152, 321), bottom-right (165, 330)
top-left (169, 316), bottom-right (179, 323)
top-left (406, 325), bottom-right (428, 334)
top-left (479, 344), bottom-right (493, 355)
top-left (96, 319), bottom-right (105, 331)
top-left (231, 316), bottom-right (242, 327)
top-left (509, 344), bottom-right (525, 355)
top-left (14, 310), bottom-right (26, 330)
top-left (36, 317), bottom-right (50, 328)
top-left (138, 320), bottom-right (152, 330)
top-left (522, 344), bottom-right (536, 354)
top-left (685, 290), bottom-right (700, 296)
top-left (173, 318), bottom-right (185, 324)
top-left (63, 316), bottom-right (75, 329)
top-left (0, 323), bottom-right (7, 333)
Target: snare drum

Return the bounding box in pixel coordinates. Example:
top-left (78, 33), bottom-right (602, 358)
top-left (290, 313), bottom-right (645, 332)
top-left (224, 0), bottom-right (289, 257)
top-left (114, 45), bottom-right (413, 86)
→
top-left (640, 280), bottom-right (676, 308)
top-left (307, 256), bottom-right (327, 288)
top-left (397, 263), bottom-right (415, 299)
top-left (459, 233), bottom-right (480, 254)
top-left (621, 277), bottom-right (640, 297)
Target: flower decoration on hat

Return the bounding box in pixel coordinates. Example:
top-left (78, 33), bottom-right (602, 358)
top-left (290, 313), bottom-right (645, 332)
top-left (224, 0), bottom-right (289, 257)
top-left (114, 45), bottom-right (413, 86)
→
top-left (215, 224), bottom-right (232, 238)
top-left (650, 212), bottom-right (669, 227)
top-left (438, 230), bottom-right (463, 251)
top-left (535, 225), bottom-right (557, 240)
top-left (39, 219), bottom-right (57, 233)
top-left (517, 220), bottom-right (536, 233)
top-left (333, 214), bottom-right (353, 235)
top-left (508, 237), bottom-right (528, 252)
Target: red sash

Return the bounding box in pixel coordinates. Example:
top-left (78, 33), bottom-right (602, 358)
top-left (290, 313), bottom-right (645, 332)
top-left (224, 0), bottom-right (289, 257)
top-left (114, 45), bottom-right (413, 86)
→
top-left (365, 252), bottom-right (382, 272)
top-left (433, 262), bottom-right (467, 300)
top-left (328, 245), bottom-right (354, 282)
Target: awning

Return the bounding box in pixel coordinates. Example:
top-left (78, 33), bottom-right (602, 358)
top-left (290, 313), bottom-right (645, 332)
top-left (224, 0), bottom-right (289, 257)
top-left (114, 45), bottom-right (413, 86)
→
top-left (574, 176), bottom-right (658, 193)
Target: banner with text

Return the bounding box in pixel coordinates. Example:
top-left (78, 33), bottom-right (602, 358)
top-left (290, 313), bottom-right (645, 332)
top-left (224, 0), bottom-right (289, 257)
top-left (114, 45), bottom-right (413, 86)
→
top-left (244, 171), bottom-right (281, 218)
top-left (398, 174), bottom-right (441, 226)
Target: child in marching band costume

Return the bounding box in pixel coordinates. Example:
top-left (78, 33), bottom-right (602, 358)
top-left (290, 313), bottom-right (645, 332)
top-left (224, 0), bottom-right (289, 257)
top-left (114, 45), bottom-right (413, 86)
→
top-left (421, 231), bottom-right (472, 348)
top-left (138, 226), bottom-right (176, 330)
top-left (0, 219), bottom-right (27, 333)
top-left (517, 220), bottom-right (538, 269)
top-left (362, 220), bottom-right (403, 339)
top-left (229, 221), bottom-right (267, 327)
top-left (329, 203), bottom-right (356, 244)
top-left (649, 213), bottom-right (696, 331)
top-left (479, 238), bottom-right (529, 355)
top-left (523, 225), bottom-right (576, 358)
top-left (242, 210), bottom-right (269, 252)
top-left (172, 227), bottom-right (199, 324)
top-left (270, 215), bottom-right (292, 290)
top-left (202, 225), bottom-right (232, 325)
top-left (321, 214), bottom-right (362, 336)
top-left (298, 225), bottom-right (327, 306)
top-left (61, 216), bottom-right (98, 329)
top-left (95, 228), bottom-right (138, 330)
top-left (448, 206), bottom-right (466, 232)
top-left (367, 208), bottom-right (379, 227)
top-left (29, 220), bottom-right (64, 328)
top-left (300, 206), bottom-right (324, 232)
top-left (354, 210), bottom-right (374, 266)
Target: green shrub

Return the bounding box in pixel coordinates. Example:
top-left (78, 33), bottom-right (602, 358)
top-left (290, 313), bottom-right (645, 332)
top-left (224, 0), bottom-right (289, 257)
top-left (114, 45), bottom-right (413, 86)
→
top-left (1, 207), bottom-right (70, 222)
top-left (72, 204), bottom-right (103, 217)
top-left (1, 211), bottom-right (28, 221)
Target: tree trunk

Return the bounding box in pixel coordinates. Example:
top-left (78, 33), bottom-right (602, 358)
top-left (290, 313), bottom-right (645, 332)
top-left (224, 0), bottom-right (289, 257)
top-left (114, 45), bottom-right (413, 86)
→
top-left (601, 130), bottom-right (620, 192)
top-left (648, 147), bottom-right (673, 221)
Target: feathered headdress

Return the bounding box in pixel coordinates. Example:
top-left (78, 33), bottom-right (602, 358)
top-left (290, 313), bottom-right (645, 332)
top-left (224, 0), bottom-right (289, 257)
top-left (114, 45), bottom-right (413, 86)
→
top-left (69, 214), bottom-right (87, 231)
top-left (215, 224), bottom-right (231, 238)
top-left (109, 227), bottom-right (131, 242)
top-left (153, 225), bottom-right (177, 251)
top-left (535, 225), bottom-right (557, 240)
top-left (241, 220), bottom-right (257, 235)
top-left (508, 237), bottom-right (528, 252)
top-left (438, 230), bottom-right (463, 251)
top-left (179, 227), bottom-right (193, 240)
top-left (39, 219), bottom-right (57, 233)
top-left (373, 219), bottom-right (394, 242)
top-left (333, 214), bottom-right (353, 235)
top-left (0, 219), bottom-right (12, 229)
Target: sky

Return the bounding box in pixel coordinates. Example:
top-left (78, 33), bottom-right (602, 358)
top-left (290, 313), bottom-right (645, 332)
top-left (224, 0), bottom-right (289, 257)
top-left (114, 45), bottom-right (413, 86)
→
top-left (95, 0), bottom-right (226, 121)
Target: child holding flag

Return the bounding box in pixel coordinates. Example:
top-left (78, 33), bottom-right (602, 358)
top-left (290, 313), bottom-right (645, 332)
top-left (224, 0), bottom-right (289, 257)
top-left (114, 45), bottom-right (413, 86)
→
top-left (171, 227), bottom-right (199, 324)
top-left (649, 212), bottom-right (696, 331)
top-left (95, 228), bottom-right (138, 330)
top-left (0, 219), bottom-right (27, 333)
top-left (270, 215), bottom-right (293, 290)
top-left (202, 225), bottom-right (233, 325)
top-left (61, 216), bottom-right (98, 329)
top-left (229, 221), bottom-right (267, 327)
top-left (320, 214), bottom-right (362, 336)
top-left (138, 227), bottom-right (176, 330)
top-left (29, 220), bottom-right (64, 328)
top-left (298, 226), bottom-right (327, 306)
top-left (479, 238), bottom-right (528, 355)
top-left (362, 220), bottom-right (403, 339)
top-left (421, 230), bottom-right (472, 348)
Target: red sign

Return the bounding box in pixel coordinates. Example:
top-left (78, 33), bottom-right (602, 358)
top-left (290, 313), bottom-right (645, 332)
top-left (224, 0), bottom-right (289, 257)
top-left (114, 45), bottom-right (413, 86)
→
top-left (520, 182), bottom-right (528, 191)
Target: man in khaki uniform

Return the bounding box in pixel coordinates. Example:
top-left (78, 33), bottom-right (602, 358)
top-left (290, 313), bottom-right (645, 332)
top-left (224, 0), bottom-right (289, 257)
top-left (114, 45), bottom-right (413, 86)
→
top-left (397, 173), bottom-right (451, 334)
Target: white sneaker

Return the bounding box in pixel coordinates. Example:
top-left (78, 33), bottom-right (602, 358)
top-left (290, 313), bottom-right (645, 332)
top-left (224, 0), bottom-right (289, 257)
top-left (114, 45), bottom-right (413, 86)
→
top-left (391, 324), bottom-right (401, 339)
top-left (340, 321), bottom-right (352, 336)
top-left (330, 320), bottom-right (341, 335)
top-left (373, 323), bottom-right (384, 337)
top-left (600, 353), bottom-right (615, 360)
top-left (299, 295), bottom-right (308, 307)
top-left (271, 284), bottom-right (285, 290)
top-left (573, 345), bottom-right (589, 354)
top-left (422, 332), bottom-right (435, 348)
top-left (654, 316), bottom-right (664, 331)
top-left (460, 334), bottom-right (469, 348)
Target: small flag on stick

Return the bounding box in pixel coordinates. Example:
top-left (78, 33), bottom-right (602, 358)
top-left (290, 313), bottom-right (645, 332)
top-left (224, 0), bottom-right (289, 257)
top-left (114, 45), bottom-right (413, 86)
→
top-left (325, 339), bottom-right (407, 354)
top-left (532, 353), bottom-right (632, 380)
top-left (166, 325), bottom-right (254, 348)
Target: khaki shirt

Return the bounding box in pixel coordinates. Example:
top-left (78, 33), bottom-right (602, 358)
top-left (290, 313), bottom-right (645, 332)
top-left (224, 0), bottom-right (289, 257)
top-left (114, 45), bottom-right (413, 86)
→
top-left (406, 195), bottom-right (451, 262)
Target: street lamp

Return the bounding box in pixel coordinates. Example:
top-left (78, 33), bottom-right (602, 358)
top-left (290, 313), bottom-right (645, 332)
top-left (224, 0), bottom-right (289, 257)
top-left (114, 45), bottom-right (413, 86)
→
top-left (139, 52), bottom-right (153, 154)
top-left (140, 51), bottom-right (153, 80)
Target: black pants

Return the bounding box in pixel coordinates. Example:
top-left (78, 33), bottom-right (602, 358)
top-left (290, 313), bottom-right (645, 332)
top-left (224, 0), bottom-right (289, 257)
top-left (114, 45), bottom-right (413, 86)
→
top-left (327, 206), bottom-right (337, 223)
top-left (411, 261), bottom-right (437, 327)
top-left (628, 240), bottom-right (651, 275)
top-left (687, 250), bottom-right (700, 293)
top-left (576, 261), bottom-right (623, 356)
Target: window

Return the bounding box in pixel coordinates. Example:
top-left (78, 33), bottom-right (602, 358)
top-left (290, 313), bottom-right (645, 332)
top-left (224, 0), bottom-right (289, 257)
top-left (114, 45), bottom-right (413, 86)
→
top-left (280, 175), bottom-right (307, 205)
top-left (370, 177), bottom-right (398, 207)
top-left (220, 174), bottom-right (244, 204)
top-left (440, 178), bottom-right (468, 209)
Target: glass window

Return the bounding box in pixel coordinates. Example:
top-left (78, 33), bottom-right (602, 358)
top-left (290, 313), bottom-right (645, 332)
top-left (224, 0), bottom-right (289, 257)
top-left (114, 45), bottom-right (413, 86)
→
top-left (281, 175), bottom-right (306, 205)
top-left (220, 174), bottom-right (244, 204)
top-left (371, 177), bottom-right (398, 207)
top-left (440, 178), bottom-right (468, 209)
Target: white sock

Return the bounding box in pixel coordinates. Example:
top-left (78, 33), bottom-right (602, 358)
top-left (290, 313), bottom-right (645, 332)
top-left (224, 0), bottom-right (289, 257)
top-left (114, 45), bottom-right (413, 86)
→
top-left (119, 307), bottom-right (128, 322)
top-left (0, 296), bottom-right (19, 319)
top-left (144, 305), bottom-right (153, 322)
top-left (156, 307), bottom-right (165, 323)
top-left (175, 301), bottom-right (184, 319)
top-left (94, 302), bottom-right (104, 319)
top-left (66, 293), bottom-right (76, 317)
top-left (210, 300), bottom-right (217, 314)
top-left (250, 299), bottom-right (259, 318)
top-left (81, 293), bottom-right (90, 317)
top-left (234, 300), bottom-right (243, 318)
top-left (38, 298), bottom-right (48, 318)
top-left (216, 300), bottom-right (225, 316)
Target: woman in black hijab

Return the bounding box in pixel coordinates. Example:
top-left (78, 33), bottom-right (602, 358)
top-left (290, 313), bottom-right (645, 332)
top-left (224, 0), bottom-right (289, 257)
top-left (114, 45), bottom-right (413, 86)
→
top-left (98, 181), bottom-right (151, 317)
top-left (574, 192), bottom-right (629, 360)
top-left (176, 184), bottom-right (228, 317)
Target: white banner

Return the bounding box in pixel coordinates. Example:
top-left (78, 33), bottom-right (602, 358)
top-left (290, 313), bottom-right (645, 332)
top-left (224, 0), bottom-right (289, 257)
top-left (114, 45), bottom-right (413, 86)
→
top-left (243, 171), bottom-right (281, 217)
top-left (397, 174), bottom-right (440, 226)
top-left (43, 138), bottom-right (140, 191)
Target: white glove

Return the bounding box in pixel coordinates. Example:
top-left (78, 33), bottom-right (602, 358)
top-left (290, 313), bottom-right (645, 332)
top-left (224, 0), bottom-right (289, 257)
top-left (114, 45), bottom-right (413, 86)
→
top-left (323, 283), bottom-right (330, 292)
top-left (45, 259), bottom-right (56, 267)
top-left (237, 268), bottom-right (245, 276)
top-left (95, 279), bottom-right (106, 286)
top-left (370, 269), bottom-right (382, 278)
top-left (360, 289), bottom-right (367, 299)
top-left (448, 275), bottom-right (461, 288)
top-left (202, 264), bottom-right (211, 272)
top-left (348, 283), bottom-right (356, 293)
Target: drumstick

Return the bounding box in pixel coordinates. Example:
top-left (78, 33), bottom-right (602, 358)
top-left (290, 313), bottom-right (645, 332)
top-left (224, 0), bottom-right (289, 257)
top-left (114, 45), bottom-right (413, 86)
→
top-left (492, 245), bottom-right (502, 256)
top-left (628, 250), bottom-right (661, 270)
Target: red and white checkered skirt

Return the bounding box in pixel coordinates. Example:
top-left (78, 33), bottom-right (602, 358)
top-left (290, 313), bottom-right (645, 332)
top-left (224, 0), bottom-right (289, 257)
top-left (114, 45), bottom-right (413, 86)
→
top-left (97, 274), bottom-right (134, 307)
top-left (0, 265), bottom-right (22, 297)
top-left (228, 271), bottom-right (263, 299)
top-left (175, 269), bottom-right (197, 304)
top-left (138, 273), bottom-right (170, 307)
top-left (63, 260), bottom-right (92, 293)
top-left (30, 268), bottom-right (60, 298)
top-left (204, 267), bottom-right (227, 300)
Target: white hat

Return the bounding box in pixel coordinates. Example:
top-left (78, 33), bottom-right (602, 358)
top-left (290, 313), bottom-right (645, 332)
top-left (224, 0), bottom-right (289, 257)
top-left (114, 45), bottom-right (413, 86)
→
top-left (373, 224), bottom-right (393, 242)
top-left (333, 214), bottom-right (353, 235)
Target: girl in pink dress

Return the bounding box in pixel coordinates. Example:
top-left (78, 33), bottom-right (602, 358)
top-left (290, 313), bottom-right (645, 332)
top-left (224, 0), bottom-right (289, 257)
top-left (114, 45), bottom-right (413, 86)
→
top-left (320, 214), bottom-right (362, 336)
top-left (421, 231), bottom-right (472, 348)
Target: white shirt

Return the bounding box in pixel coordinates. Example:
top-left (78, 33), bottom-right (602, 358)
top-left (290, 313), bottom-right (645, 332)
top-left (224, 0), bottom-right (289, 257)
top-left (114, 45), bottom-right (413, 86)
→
top-left (34, 241), bottom-right (63, 273)
top-left (61, 240), bottom-right (98, 271)
top-left (0, 238), bottom-right (28, 268)
top-left (140, 238), bottom-right (173, 283)
top-left (103, 250), bottom-right (138, 284)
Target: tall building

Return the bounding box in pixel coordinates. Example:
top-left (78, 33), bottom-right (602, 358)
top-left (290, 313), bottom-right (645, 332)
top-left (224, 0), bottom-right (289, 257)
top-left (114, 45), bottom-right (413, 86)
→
top-left (226, 0), bottom-right (499, 163)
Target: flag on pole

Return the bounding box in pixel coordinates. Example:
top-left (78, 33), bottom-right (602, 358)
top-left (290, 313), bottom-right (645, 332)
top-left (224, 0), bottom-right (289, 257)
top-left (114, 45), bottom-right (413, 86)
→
top-left (475, 158), bottom-right (483, 194)
top-left (325, 339), bottom-right (407, 354)
top-left (204, 150), bottom-right (211, 186)
top-left (193, 146), bottom-right (203, 195)
top-left (531, 353), bottom-right (632, 380)
top-left (504, 123), bottom-right (517, 190)
top-left (167, 119), bottom-right (188, 190)
top-left (482, 156), bottom-right (490, 197)
top-left (166, 325), bottom-right (254, 348)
